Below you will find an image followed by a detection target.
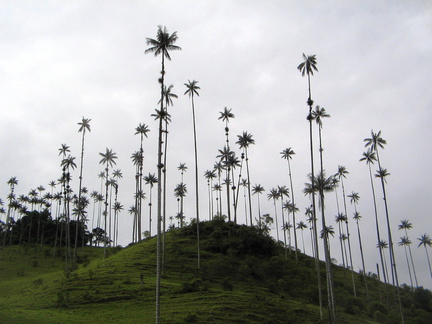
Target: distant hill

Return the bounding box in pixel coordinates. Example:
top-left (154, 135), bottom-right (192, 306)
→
top-left (1, 219), bottom-right (431, 323)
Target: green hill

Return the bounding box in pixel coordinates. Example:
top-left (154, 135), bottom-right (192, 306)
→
top-left (1, 220), bottom-right (431, 323)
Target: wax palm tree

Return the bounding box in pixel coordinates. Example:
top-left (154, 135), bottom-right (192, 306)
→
top-left (418, 234), bottom-right (432, 280)
top-left (398, 219), bottom-right (418, 287)
top-left (365, 131), bottom-right (401, 299)
top-left (146, 25), bottom-right (181, 324)
top-left (281, 147), bottom-right (299, 262)
top-left (73, 117), bottom-right (91, 263)
top-left (335, 165), bottom-right (356, 296)
top-left (144, 173), bottom-right (158, 237)
top-left (267, 188), bottom-right (281, 242)
top-left (298, 52), bottom-right (324, 322)
top-left (184, 79), bottom-right (201, 267)
top-left (134, 123), bottom-right (150, 242)
top-left (236, 131), bottom-right (255, 226)
top-left (398, 236), bottom-right (415, 289)
top-left (335, 212), bottom-right (347, 268)
top-left (1, 177), bottom-right (18, 256)
top-left (306, 171), bottom-right (337, 322)
top-left (360, 149), bottom-right (388, 289)
top-left (252, 184), bottom-right (265, 225)
top-left (99, 148), bottom-right (117, 257)
top-left (217, 146), bottom-right (235, 222)
top-left (377, 240), bottom-right (390, 285)
top-left (297, 221), bottom-right (308, 254)
top-left (349, 190), bottom-right (368, 296)
top-left (218, 108), bottom-right (235, 221)
top-left (204, 170), bottom-right (216, 220)
top-left (174, 183), bottom-right (187, 227)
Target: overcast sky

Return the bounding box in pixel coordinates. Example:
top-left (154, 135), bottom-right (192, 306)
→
top-left (1, 1), bottom-right (431, 289)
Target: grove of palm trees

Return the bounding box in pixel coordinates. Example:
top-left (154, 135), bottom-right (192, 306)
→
top-left (1, 3), bottom-right (431, 323)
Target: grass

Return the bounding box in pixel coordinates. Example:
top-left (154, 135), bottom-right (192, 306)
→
top-left (1, 221), bottom-right (431, 323)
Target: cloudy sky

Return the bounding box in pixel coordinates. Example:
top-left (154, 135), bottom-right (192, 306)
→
top-left (1, 1), bottom-right (431, 289)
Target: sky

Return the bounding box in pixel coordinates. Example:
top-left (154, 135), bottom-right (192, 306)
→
top-left (1, 1), bottom-right (431, 289)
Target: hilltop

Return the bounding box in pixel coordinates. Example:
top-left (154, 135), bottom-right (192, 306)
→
top-left (1, 220), bottom-right (431, 323)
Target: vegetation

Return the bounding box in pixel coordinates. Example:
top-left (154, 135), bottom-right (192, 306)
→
top-left (1, 220), bottom-right (432, 323)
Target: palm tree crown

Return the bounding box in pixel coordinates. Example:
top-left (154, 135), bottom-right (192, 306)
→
top-left (145, 25), bottom-right (181, 61)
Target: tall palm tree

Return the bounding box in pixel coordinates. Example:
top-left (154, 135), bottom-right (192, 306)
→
top-left (267, 188), bottom-right (280, 242)
top-left (278, 185), bottom-right (290, 258)
top-left (1, 177), bottom-right (18, 257)
top-left (335, 212), bottom-right (347, 268)
top-left (360, 149), bottom-right (388, 288)
top-left (218, 107), bottom-right (235, 221)
top-left (281, 147), bottom-right (299, 262)
top-left (306, 171), bottom-right (337, 323)
top-left (184, 79), bottom-right (201, 267)
top-left (348, 191), bottom-right (368, 296)
top-left (174, 183), bottom-right (187, 227)
top-left (144, 173), bottom-right (158, 237)
top-left (134, 123), bottom-right (150, 242)
top-left (296, 221), bottom-right (308, 254)
top-left (365, 131), bottom-right (401, 290)
top-left (298, 52), bottom-right (324, 322)
top-left (99, 148), bottom-right (117, 257)
top-left (398, 236), bottom-right (415, 289)
top-left (74, 117), bottom-right (91, 265)
top-left (252, 184), bottom-right (265, 225)
top-left (146, 25), bottom-right (181, 324)
top-left (398, 220), bottom-right (418, 287)
top-left (204, 170), bottom-right (216, 220)
top-left (216, 145), bottom-right (235, 222)
top-left (335, 165), bottom-right (356, 296)
top-left (236, 131), bottom-right (255, 226)
top-left (418, 234), bottom-right (432, 280)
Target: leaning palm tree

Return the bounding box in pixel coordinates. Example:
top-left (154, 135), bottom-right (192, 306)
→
top-left (146, 25), bottom-right (181, 324)
top-left (418, 234), bottom-right (432, 280)
top-left (298, 52), bottom-right (324, 322)
top-left (236, 131), bottom-right (255, 226)
top-left (281, 147), bottom-right (299, 262)
top-left (99, 148), bottom-right (117, 258)
top-left (398, 220), bottom-right (418, 287)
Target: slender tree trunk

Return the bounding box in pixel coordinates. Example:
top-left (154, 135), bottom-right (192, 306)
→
top-left (191, 95), bottom-right (201, 269)
top-left (155, 54), bottom-right (165, 324)
top-left (287, 158), bottom-right (298, 263)
top-left (341, 177), bottom-right (356, 296)
top-left (306, 76), bottom-right (323, 321)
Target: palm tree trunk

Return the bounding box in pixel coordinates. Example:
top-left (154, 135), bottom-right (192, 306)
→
top-left (155, 54), bottom-right (165, 324)
top-left (191, 95), bottom-right (201, 269)
top-left (287, 158), bottom-right (298, 263)
top-left (307, 84), bottom-right (323, 321)
top-left (245, 149), bottom-right (253, 226)
top-left (355, 219), bottom-right (368, 296)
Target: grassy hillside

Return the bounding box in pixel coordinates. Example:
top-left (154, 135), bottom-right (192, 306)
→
top-left (1, 220), bottom-right (431, 323)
